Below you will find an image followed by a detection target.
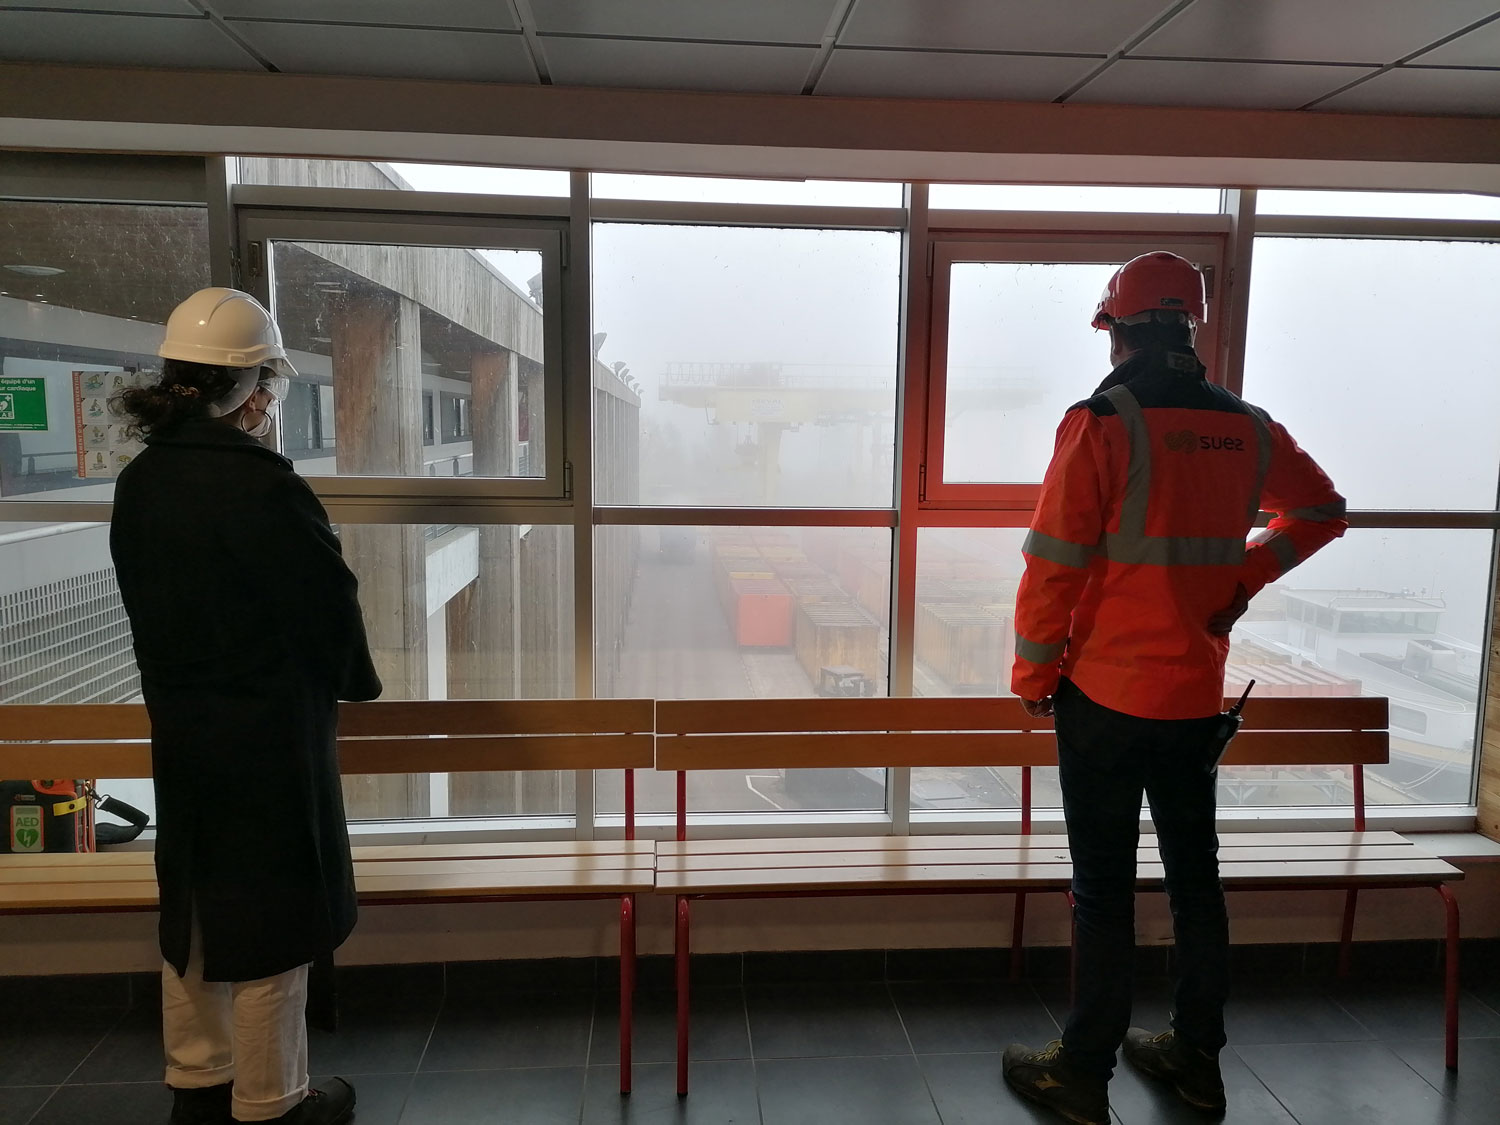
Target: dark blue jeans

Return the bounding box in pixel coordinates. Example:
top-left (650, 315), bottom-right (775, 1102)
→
top-left (1054, 677), bottom-right (1230, 1080)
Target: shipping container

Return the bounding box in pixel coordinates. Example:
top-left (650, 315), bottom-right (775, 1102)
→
top-left (795, 602), bottom-right (882, 685)
top-left (731, 578), bottom-right (794, 647)
top-left (915, 604), bottom-right (1010, 692)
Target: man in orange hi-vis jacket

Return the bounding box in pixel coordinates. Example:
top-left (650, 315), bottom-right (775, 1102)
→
top-left (1001, 252), bottom-right (1346, 1125)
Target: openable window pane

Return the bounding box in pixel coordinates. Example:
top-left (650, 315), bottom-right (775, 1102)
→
top-left (1256, 190), bottom-right (1500, 220)
top-left (269, 241), bottom-right (546, 479)
top-left (930, 185), bottom-right (1220, 213)
top-left (0, 200), bottom-right (211, 501)
top-left (592, 223), bottom-right (900, 506)
top-left (1244, 239), bottom-right (1500, 509)
top-left (335, 522), bottom-right (574, 822)
top-left (942, 261), bottom-right (1118, 484)
top-left (596, 525), bottom-right (891, 814)
top-left (237, 157), bottom-right (571, 198)
top-left (1229, 528), bottom-right (1489, 808)
top-left (0, 520), bottom-right (153, 822)
top-left (591, 173), bottom-right (901, 207)
top-left (910, 528), bottom-right (1040, 811)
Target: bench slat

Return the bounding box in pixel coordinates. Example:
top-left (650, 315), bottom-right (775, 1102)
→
top-left (655, 696), bottom-right (1387, 735)
top-left (656, 731), bottom-right (1059, 770)
top-left (655, 843), bottom-right (1430, 874)
top-left (337, 699), bottom-right (655, 737)
top-left (655, 728), bottom-right (1387, 771)
top-left (339, 734), bottom-right (654, 774)
top-left (355, 869), bottom-right (653, 897)
top-left (352, 841), bottom-right (653, 862)
top-left (0, 733), bottom-right (654, 779)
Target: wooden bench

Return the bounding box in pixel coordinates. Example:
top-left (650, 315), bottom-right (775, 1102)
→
top-left (655, 695), bottom-right (1465, 1094)
top-left (0, 699), bottom-right (654, 1093)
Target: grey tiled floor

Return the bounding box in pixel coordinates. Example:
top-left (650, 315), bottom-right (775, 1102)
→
top-left (1, 953), bottom-right (1496, 1124)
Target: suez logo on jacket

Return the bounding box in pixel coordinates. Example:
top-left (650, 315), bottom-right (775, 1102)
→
top-left (1164, 429), bottom-right (1247, 453)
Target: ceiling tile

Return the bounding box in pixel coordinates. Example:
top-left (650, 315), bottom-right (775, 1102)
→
top-left (529, 0), bottom-right (836, 45)
top-left (539, 37), bottom-right (817, 94)
top-left (230, 22), bottom-right (537, 82)
top-left (0, 11), bottom-right (261, 69)
top-left (4, 0), bottom-right (199, 12)
top-left (210, 1), bottom-right (516, 31)
top-left (1410, 16), bottom-right (1500, 66)
top-left (841, 0), bottom-right (1176, 55)
top-left (1137, 0), bottom-right (1500, 64)
top-left (817, 48), bottom-right (1096, 100)
top-left (1314, 65), bottom-right (1500, 115)
top-left (1068, 58), bottom-right (1374, 110)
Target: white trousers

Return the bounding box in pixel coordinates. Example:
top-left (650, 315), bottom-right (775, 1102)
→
top-left (161, 923), bottom-right (310, 1123)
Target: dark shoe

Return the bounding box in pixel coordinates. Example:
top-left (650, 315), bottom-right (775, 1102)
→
top-left (1002, 1040), bottom-right (1110, 1125)
top-left (169, 1083), bottom-right (232, 1125)
top-left (243, 1078), bottom-right (356, 1125)
top-left (1123, 1027), bottom-right (1226, 1114)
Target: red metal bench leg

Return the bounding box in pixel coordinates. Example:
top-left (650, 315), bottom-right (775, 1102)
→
top-left (619, 893), bottom-right (635, 1094)
top-left (1338, 888), bottom-right (1359, 978)
top-left (1438, 884), bottom-right (1460, 1071)
top-left (1066, 890), bottom-right (1077, 1007)
top-left (676, 896), bottom-right (691, 1096)
top-left (1010, 891), bottom-right (1028, 981)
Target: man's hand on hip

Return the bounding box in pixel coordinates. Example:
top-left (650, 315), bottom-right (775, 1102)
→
top-left (1208, 583), bottom-right (1251, 636)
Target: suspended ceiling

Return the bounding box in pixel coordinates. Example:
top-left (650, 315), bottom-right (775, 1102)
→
top-left (0, 0), bottom-right (1497, 117)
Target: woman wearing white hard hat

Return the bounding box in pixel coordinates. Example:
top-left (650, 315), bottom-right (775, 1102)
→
top-left (110, 287), bottom-right (379, 1125)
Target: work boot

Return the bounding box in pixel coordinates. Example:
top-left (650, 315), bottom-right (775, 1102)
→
top-left (1002, 1040), bottom-right (1110, 1125)
top-left (1123, 1027), bottom-right (1227, 1114)
top-left (241, 1079), bottom-right (356, 1125)
top-left (169, 1083), bottom-right (232, 1125)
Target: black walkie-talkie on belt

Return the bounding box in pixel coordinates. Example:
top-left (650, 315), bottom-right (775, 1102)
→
top-left (1207, 679), bottom-right (1256, 772)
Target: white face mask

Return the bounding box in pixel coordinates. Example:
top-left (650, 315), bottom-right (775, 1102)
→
top-left (243, 409), bottom-right (274, 439)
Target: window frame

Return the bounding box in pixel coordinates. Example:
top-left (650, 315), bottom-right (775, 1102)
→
top-left (235, 200), bottom-right (571, 504)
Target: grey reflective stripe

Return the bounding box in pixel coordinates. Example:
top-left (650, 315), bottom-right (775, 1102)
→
top-left (1246, 406), bottom-right (1273, 522)
top-left (1288, 499), bottom-right (1347, 522)
top-left (1023, 529), bottom-right (1095, 569)
top-left (1103, 385), bottom-right (1150, 537)
top-left (1016, 635), bottom-right (1067, 664)
top-left (1100, 534), bottom-right (1247, 567)
top-left (1253, 530), bottom-right (1302, 574)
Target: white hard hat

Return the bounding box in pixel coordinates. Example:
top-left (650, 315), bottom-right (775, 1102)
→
top-left (158, 287), bottom-right (299, 377)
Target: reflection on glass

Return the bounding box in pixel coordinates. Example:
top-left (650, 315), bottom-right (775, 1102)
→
top-left (0, 201), bottom-right (211, 501)
top-left (1245, 239), bottom-right (1500, 509)
top-left (334, 522), bottom-right (574, 822)
top-left (269, 241), bottom-right (546, 479)
top-left (592, 223), bottom-right (900, 507)
top-left (942, 261), bottom-right (1118, 483)
top-left (597, 526), bottom-right (891, 814)
top-left (930, 185), bottom-right (1221, 213)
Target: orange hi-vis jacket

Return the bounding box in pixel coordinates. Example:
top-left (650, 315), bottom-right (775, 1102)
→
top-left (1011, 348), bottom-right (1347, 720)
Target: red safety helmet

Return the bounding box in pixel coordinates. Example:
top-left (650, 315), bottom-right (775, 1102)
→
top-left (1091, 251), bottom-right (1206, 330)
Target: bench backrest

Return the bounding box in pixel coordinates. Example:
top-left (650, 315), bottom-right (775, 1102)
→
top-left (0, 699), bottom-right (656, 837)
top-left (656, 696), bottom-right (1390, 837)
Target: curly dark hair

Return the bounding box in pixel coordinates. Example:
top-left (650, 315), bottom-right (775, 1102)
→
top-left (111, 359), bottom-right (244, 439)
top-left (1110, 313), bottom-right (1195, 356)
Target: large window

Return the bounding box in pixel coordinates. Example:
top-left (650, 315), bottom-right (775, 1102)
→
top-left (2, 161), bottom-right (1492, 838)
top-left (591, 222), bottom-right (902, 508)
top-left (1244, 238), bottom-right (1500, 510)
top-left (596, 524), bottom-right (892, 816)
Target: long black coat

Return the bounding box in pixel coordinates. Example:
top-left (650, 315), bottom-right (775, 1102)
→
top-left (110, 419), bottom-right (381, 982)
